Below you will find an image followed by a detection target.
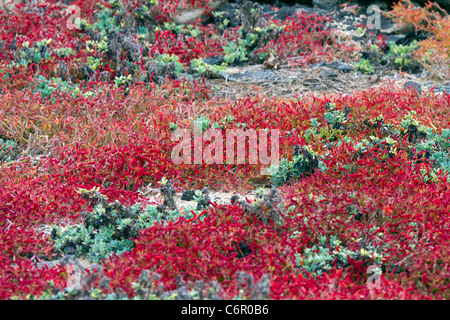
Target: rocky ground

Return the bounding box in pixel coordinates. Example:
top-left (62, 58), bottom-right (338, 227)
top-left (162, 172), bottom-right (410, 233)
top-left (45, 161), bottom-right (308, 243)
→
top-left (198, 0), bottom-right (449, 100)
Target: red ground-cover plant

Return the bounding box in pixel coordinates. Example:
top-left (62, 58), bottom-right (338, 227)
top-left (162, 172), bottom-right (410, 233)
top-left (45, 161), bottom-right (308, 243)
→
top-left (2, 80), bottom-right (443, 299)
top-left (0, 0), bottom-right (360, 93)
top-left (0, 0), bottom-right (449, 300)
top-left (277, 140), bottom-right (450, 298)
top-left (0, 81), bottom-right (449, 298)
top-left (100, 203), bottom-right (289, 296)
top-left (150, 23), bottom-right (225, 63)
top-left (1, 80), bottom-right (448, 202)
top-left (97, 145), bottom-right (450, 298)
top-left (0, 255), bottom-right (66, 299)
top-left (257, 11), bottom-right (358, 67)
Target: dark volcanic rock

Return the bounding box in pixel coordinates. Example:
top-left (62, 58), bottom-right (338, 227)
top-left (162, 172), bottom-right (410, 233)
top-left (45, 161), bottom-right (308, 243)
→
top-left (203, 56), bottom-right (225, 66)
top-left (326, 62), bottom-right (353, 73)
top-left (181, 190), bottom-right (196, 201)
top-left (215, 0), bottom-right (327, 28)
top-left (385, 34), bottom-right (407, 45)
top-left (320, 69), bottom-right (339, 78)
top-left (312, 0), bottom-right (344, 10)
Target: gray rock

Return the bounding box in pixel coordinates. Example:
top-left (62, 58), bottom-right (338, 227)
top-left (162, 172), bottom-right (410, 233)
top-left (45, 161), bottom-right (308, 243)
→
top-left (312, 0), bottom-right (344, 10)
top-left (369, 1), bottom-right (390, 11)
top-left (36, 260), bottom-right (59, 269)
top-left (385, 34), bottom-right (407, 46)
top-left (172, 0), bottom-right (224, 24)
top-left (404, 81), bottom-right (422, 95)
top-left (326, 62), bottom-right (353, 73)
top-left (433, 83), bottom-right (450, 95)
top-left (320, 69), bottom-right (339, 78)
top-left (442, 85), bottom-right (450, 95)
top-left (172, 9), bottom-right (206, 24)
top-left (0, 0), bottom-right (21, 10)
top-left (382, 22), bottom-right (416, 36)
top-left (203, 56), bottom-right (224, 66)
top-left (309, 61), bottom-right (325, 69)
top-left (239, 1), bottom-right (263, 34)
top-left (295, 6), bottom-right (328, 16)
top-left (228, 69), bottom-right (276, 83)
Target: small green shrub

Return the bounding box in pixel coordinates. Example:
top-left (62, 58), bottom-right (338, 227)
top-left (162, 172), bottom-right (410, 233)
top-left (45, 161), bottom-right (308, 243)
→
top-left (323, 103), bottom-right (350, 130)
top-left (270, 145), bottom-right (325, 187)
top-left (8, 39), bottom-right (53, 69)
top-left (190, 58), bottom-right (226, 78)
top-left (223, 41), bottom-right (249, 65)
top-left (294, 236), bottom-right (383, 276)
top-left (384, 40), bottom-right (419, 69)
top-left (145, 53), bottom-right (191, 85)
top-left (0, 137), bottom-right (23, 163)
top-left (194, 115), bottom-right (211, 132)
top-left (33, 76), bottom-right (90, 99)
top-left (51, 187), bottom-right (190, 263)
top-left (354, 58), bottom-right (374, 74)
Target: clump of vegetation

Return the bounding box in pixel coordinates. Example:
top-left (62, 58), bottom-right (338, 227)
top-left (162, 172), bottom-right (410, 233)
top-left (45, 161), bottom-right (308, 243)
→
top-left (270, 145), bottom-right (325, 187)
top-left (51, 186), bottom-right (187, 263)
top-left (354, 58), bottom-right (374, 74)
top-left (383, 40), bottom-right (422, 73)
top-left (269, 103), bottom-right (353, 187)
top-left (190, 58), bottom-right (226, 78)
top-left (7, 39), bottom-right (52, 70)
top-left (222, 22), bottom-right (287, 66)
top-left (143, 53), bottom-right (191, 85)
top-left (323, 102), bottom-right (351, 131)
top-left (231, 187), bottom-right (285, 226)
top-left (0, 137), bottom-right (23, 163)
top-left (2, 0), bottom-right (450, 302)
top-left (387, 0), bottom-right (449, 79)
top-left (396, 111), bottom-right (450, 182)
top-left (33, 76), bottom-right (91, 100)
top-left (294, 236), bottom-right (383, 276)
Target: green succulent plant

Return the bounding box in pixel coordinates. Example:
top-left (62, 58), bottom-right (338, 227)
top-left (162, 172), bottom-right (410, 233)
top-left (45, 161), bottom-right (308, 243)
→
top-left (384, 40), bottom-right (419, 69)
top-left (295, 236), bottom-right (383, 276)
top-left (50, 188), bottom-right (195, 263)
top-left (354, 58), bottom-right (374, 74)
